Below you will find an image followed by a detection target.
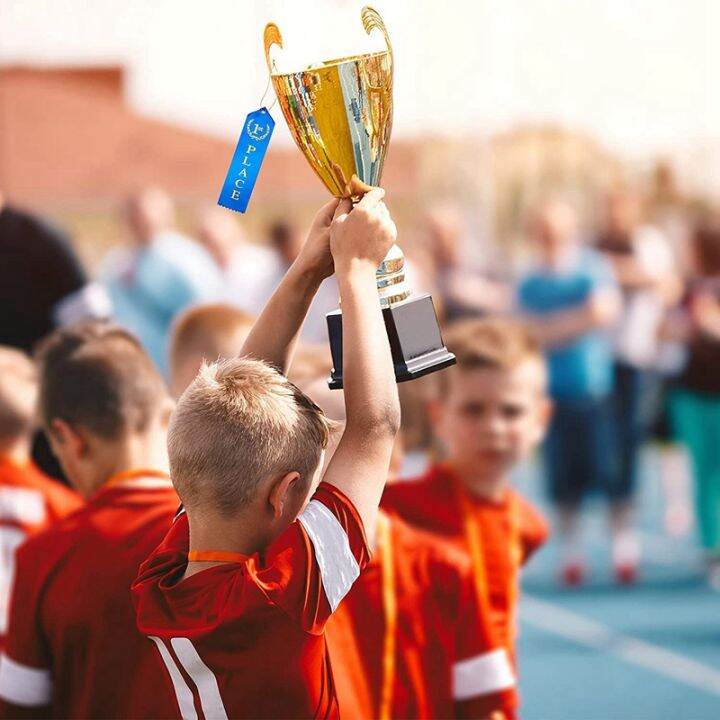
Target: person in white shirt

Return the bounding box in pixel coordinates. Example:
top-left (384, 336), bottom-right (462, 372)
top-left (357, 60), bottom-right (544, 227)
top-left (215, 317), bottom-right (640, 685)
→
top-left (595, 189), bottom-right (681, 583)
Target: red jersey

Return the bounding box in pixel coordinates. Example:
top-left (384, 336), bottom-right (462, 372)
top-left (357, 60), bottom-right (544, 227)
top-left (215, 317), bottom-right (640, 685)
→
top-left (0, 475), bottom-right (178, 718)
top-left (382, 464), bottom-right (548, 660)
top-left (326, 513), bottom-right (516, 720)
top-left (131, 481), bottom-right (370, 720)
top-left (0, 458), bottom-right (82, 648)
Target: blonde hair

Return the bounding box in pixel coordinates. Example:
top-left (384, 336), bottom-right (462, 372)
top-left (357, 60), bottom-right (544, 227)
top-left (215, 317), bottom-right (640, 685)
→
top-left (169, 303), bottom-right (255, 373)
top-left (437, 317), bottom-right (546, 395)
top-left (0, 346), bottom-right (37, 440)
top-left (168, 357), bottom-right (332, 515)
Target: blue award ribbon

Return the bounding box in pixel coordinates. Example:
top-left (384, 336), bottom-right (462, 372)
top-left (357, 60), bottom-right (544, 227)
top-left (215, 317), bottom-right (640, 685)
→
top-left (218, 107), bottom-right (275, 213)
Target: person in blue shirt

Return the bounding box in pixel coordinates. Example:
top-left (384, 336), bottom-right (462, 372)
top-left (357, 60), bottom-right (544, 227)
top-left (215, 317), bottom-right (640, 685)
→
top-left (101, 187), bottom-right (223, 376)
top-left (518, 199), bottom-right (622, 586)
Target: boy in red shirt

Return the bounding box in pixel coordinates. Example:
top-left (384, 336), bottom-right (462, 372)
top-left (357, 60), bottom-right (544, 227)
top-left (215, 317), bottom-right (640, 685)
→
top-left (326, 510), bottom-right (516, 720)
top-left (0, 347), bottom-right (82, 648)
top-left (0, 323), bottom-right (178, 718)
top-left (383, 318), bottom-right (551, 714)
top-left (131, 189), bottom-right (401, 718)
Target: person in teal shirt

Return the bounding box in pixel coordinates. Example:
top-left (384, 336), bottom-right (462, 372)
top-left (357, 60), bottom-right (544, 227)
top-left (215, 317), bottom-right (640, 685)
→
top-left (101, 188), bottom-right (223, 376)
top-left (518, 199), bottom-right (624, 586)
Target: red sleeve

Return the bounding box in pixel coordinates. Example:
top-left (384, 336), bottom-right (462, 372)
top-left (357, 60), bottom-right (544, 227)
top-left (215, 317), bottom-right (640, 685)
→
top-left (450, 562), bottom-right (517, 720)
top-left (518, 497), bottom-right (549, 564)
top-left (0, 539), bottom-right (53, 714)
top-left (255, 482), bottom-right (371, 634)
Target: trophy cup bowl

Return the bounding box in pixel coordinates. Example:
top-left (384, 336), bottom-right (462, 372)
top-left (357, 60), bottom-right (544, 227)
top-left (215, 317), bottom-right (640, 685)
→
top-left (264, 6), bottom-right (455, 388)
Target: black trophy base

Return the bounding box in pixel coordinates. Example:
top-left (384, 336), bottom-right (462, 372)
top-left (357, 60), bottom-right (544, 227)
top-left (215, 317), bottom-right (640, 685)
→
top-left (326, 293), bottom-right (456, 390)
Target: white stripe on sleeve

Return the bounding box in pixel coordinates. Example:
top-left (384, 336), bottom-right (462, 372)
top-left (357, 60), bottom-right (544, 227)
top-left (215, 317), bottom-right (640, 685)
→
top-left (0, 653), bottom-right (52, 706)
top-left (171, 637), bottom-right (228, 720)
top-left (453, 648), bottom-right (516, 700)
top-left (298, 500), bottom-right (360, 612)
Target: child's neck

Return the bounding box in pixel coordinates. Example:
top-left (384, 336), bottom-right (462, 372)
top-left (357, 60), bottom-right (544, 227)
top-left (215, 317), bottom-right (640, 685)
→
top-left (84, 430), bottom-right (169, 497)
top-left (184, 513), bottom-right (269, 580)
top-left (0, 436), bottom-right (31, 466)
top-left (450, 462), bottom-right (509, 503)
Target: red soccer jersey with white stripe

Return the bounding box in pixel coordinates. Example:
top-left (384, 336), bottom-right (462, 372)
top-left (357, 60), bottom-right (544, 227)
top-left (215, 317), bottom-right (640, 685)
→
top-left (130, 481), bottom-right (370, 720)
top-left (382, 465), bottom-right (549, 711)
top-left (0, 458), bottom-right (82, 650)
top-left (0, 478), bottom-right (178, 717)
top-left (326, 513), bottom-right (516, 720)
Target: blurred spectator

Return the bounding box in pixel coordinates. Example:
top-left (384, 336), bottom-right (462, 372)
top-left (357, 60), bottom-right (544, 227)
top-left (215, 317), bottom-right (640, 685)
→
top-left (668, 216), bottom-right (720, 589)
top-left (0, 346), bottom-right (82, 646)
top-left (425, 205), bottom-right (512, 321)
top-left (518, 199), bottom-right (622, 586)
top-left (197, 206), bottom-right (280, 313)
top-left (647, 161), bottom-right (694, 275)
top-left (596, 190), bottom-right (681, 581)
top-left (168, 302), bottom-right (254, 399)
top-left (100, 187), bottom-right (223, 375)
top-left (0, 192), bottom-right (111, 482)
top-left (0, 192), bottom-right (110, 353)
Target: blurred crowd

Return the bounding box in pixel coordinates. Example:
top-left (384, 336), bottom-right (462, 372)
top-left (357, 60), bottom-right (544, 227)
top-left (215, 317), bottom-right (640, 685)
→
top-left (2, 174), bottom-right (720, 597)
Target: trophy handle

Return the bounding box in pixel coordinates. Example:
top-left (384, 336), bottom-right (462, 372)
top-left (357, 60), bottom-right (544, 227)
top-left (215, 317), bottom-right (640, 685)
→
top-left (263, 23), bottom-right (283, 74)
top-left (361, 6), bottom-right (393, 85)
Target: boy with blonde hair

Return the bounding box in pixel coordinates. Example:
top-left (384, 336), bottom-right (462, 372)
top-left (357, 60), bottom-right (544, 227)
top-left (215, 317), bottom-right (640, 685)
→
top-left (383, 318), bottom-right (551, 717)
top-left (0, 347), bottom-right (81, 650)
top-left (168, 302), bottom-right (254, 398)
top-left (132, 190), bottom-right (401, 718)
top-left (0, 323), bottom-right (178, 718)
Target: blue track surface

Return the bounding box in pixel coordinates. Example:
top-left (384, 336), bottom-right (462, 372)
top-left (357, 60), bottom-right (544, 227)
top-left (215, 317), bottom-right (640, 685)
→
top-left (514, 450), bottom-right (720, 720)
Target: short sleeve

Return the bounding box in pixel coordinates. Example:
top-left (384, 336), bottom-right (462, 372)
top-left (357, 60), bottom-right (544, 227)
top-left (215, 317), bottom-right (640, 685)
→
top-left (256, 483), bottom-right (370, 633)
top-left (450, 562), bottom-right (516, 718)
top-left (0, 542), bottom-right (53, 708)
top-left (519, 497), bottom-right (550, 564)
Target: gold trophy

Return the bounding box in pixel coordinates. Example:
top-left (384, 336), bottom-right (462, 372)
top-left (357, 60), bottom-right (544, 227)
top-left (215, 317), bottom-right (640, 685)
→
top-left (264, 6), bottom-right (455, 388)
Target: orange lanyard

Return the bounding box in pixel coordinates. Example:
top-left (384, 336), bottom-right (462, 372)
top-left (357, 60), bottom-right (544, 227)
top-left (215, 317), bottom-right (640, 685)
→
top-left (104, 468), bottom-right (170, 488)
top-left (453, 476), bottom-right (521, 644)
top-left (377, 512), bottom-right (396, 720)
top-left (187, 550), bottom-right (249, 563)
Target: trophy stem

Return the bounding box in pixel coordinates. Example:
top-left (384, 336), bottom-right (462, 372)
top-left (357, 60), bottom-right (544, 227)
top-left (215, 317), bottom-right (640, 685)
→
top-left (376, 243), bottom-right (411, 308)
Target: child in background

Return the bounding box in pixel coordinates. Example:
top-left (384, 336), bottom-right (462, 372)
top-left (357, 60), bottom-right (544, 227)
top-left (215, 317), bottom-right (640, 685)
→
top-left (517, 199), bottom-right (622, 585)
top-left (132, 189), bottom-right (400, 718)
top-left (326, 512), bottom-right (515, 720)
top-left (0, 347), bottom-right (82, 649)
top-left (294, 351), bottom-right (515, 719)
top-left (168, 302), bottom-right (254, 398)
top-left (0, 323), bottom-right (178, 718)
top-left (382, 318), bottom-right (551, 716)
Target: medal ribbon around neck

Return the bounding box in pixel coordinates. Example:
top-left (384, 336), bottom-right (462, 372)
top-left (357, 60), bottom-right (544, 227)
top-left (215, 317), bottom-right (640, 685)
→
top-left (451, 470), bottom-right (522, 646)
top-left (377, 512), bottom-right (396, 720)
top-left (104, 468), bottom-right (170, 488)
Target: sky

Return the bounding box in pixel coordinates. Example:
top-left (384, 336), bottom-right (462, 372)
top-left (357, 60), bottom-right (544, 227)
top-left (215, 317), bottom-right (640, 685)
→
top-left (1, 0), bottom-right (718, 160)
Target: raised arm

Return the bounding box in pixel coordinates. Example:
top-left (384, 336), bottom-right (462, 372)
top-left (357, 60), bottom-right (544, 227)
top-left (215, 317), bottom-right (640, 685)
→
top-left (321, 189), bottom-right (401, 534)
top-left (240, 198), bottom-right (339, 374)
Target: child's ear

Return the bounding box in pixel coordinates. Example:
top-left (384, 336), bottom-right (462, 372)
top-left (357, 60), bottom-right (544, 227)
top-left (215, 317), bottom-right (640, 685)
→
top-left (536, 397), bottom-right (554, 436)
top-left (160, 397), bottom-right (175, 428)
top-left (50, 418), bottom-right (88, 458)
top-left (268, 471), bottom-right (301, 520)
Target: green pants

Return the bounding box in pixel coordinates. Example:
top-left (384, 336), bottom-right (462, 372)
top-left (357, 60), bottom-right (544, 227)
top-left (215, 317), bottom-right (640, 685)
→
top-left (670, 389), bottom-right (720, 553)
